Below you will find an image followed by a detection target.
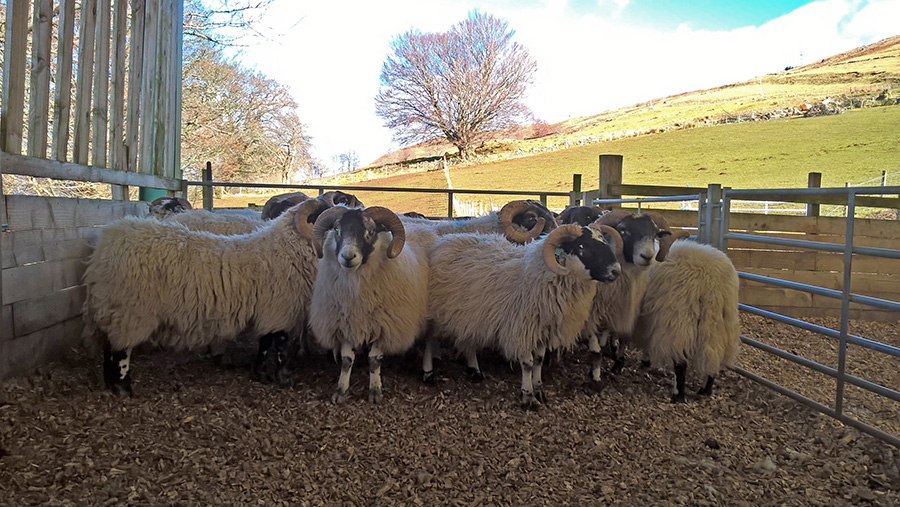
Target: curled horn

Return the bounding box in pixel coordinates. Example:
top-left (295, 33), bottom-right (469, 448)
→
top-left (311, 206), bottom-right (350, 259)
top-left (364, 206), bottom-right (406, 259)
top-left (541, 224), bottom-right (583, 277)
top-left (291, 199), bottom-right (330, 240)
top-left (588, 222), bottom-right (625, 262)
top-left (643, 212), bottom-right (671, 232)
top-left (175, 198), bottom-right (192, 210)
top-left (498, 200), bottom-right (543, 244)
top-left (657, 230), bottom-right (691, 262)
top-left (525, 199), bottom-right (558, 232)
top-left (591, 209), bottom-right (630, 228)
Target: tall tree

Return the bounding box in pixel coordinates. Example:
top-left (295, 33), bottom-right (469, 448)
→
top-left (181, 39), bottom-right (313, 187)
top-left (375, 10), bottom-right (536, 160)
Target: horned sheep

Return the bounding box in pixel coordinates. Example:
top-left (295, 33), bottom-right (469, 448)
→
top-left (425, 222), bottom-right (623, 409)
top-left (82, 199), bottom-right (330, 395)
top-left (567, 211), bottom-right (675, 388)
top-left (310, 206), bottom-right (436, 404)
top-left (632, 236), bottom-right (741, 402)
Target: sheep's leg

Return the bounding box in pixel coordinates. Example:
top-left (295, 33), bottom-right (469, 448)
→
top-left (252, 333), bottom-right (276, 383)
top-left (610, 333), bottom-right (626, 375)
top-left (368, 344), bottom-right (384, 404)
top-left (671, 361), bottom-right (687, 403)
top-left (105, 345), bottom-right (133, 397)
top-left (533, 344), bottom-right (548, 404)
top-left (465, 350), bottom-right (484, 383)
top-left (272, 332), bottom-right (293, 387)
top-left (520, 353), bottom-right (539, 410)
top-left (698, 375), bottom-right (715, 396)
top-left (587, 333), bottom-right (605, 388)
top-left (332, 342), bottom-right (354, 405)
top-left (422, 335), bottom-right (437, 384)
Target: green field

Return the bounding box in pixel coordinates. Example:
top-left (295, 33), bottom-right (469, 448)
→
top-left (218, 105), bottom-right (898, 215)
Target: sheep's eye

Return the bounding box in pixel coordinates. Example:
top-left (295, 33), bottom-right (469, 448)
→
top-left (577, 244), bottom-right (584, 254)
top-left (618, 228), bottom-right (629, 236)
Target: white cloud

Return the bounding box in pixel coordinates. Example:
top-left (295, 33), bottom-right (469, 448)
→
top-left (235, 0), bottom-right (900, 169)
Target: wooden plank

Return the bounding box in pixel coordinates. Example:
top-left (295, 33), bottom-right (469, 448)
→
top-left (91, 0), bottom-right (112, 169)
top-left (27, 0), bottom-right (53, 158)
top-left (72, 0), bottom-right (98, 164)
top-left (4, 194), bottom-right (147, 231)
top-left (2, 152), bottom-right (184, 190)
top-left (138, 0), bottom-right (160, 176)
top-left (0, 304), bottom-right (12, 344)
top-left (738, 285), bottom-right (814, 308)
top-left (0, 317), bottom-right (83, 380)
top-left (2, 227), bottom-right (101, 269)
top-left (125, 0), bottom-right (146, 175)
top-left (172, 0), bottom-right (184, 180)
top-left (52, 0), bottom-right (77, 162)
top-left (1, 0), bottom-right (30, 154)
top-left (11, 286), bottom-right (85, 337)
top-left (817, 216), bottom-right (900, 238)
top-left (1, 258), bottom-right (86, 305)
top-left (727, 213), bottom-right (819, 233)
top-left (109, 0), bottom-right (129, 199)
top-left (728, 248), bottom-right (817, 271)
top-left (153, 0), bottom-right (172, 178)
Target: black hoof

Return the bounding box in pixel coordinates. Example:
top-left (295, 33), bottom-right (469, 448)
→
top-left (422, 370), bottom-right (435, 385)
top-left (671, 392), bottom-right (686, 404)
top-left (251, 366), bottom-right (272, 384)
top-left (640, 360), bottom-right (651, 368)
top-left (276, 368), bottom-right (293, 388)
top-left (521, 397), bottom-right (541, 411)
top-left (534, 389), bottom-right (548, 404)
top-left (466, 368), bottom-right (484, 384)
top-left (697, 386), bottom-right (712, 396)
top-left (332, 390), bottom-right (349, 405)
top-left (610, 359), bottom-right (625, 375)
top-left (588, 380), bottom-right (606, 394)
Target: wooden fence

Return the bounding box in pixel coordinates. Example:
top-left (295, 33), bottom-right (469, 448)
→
top-left (0, 194), bottom-right (147, 377)
top-left (1, 0), bottom-right (185, 379)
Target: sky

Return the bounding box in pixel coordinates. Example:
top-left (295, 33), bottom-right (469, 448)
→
top-left (229, 0), bottom-right (900, 171)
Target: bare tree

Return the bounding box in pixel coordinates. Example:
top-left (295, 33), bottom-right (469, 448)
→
top-left (375, 11), bottom-right (536, 160)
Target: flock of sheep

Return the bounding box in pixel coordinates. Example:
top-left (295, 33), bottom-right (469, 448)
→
top-left (81, 190), bottom-right (740, 408)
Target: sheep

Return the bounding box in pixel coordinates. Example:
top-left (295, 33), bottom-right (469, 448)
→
top-left (425, 222), bottom-right (624, 409)
top-left (556, 204), bottom-right (605, 226)
top-left (164, 208), bottom-right (265, 236)
top-left (568, 211), bottom-right (675, 388)
top-left (82, 199), bottom-right (331, 396)
top-left (309, 205), bottom-right (435, 404)
top-left (632, 235), bottom-right (740, 403)
top-left (261, 190), bottom-right (364, 220)
top-left (148, 196), bottom-right (192, 217)
top-left (400, 199), bottom-right (557, 238)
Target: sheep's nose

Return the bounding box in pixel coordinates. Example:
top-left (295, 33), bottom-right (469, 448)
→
top-left (640, 253), bottom-right (653, 262)
top-left (342, 251), bottom-right (356, 261)
top-left (609, 265), bottom-right (622, 279)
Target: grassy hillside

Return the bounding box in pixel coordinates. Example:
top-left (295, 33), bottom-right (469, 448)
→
top-left (216, 35), bottom-right (900, 214)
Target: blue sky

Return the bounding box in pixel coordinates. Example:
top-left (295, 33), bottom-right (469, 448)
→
top-left (229, 0), bottom-right (900, 172)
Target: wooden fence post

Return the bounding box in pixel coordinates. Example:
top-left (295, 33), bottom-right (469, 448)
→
top-left (807, 172), bottom-right (822, 217)
top-left (570, 173), bottom-right (582, 207)
top-left (202, 161), bottom-right (213, 210)
top-left (599, 154), bottom-right (623, 203)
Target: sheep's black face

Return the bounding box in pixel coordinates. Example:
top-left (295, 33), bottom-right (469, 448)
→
top-left (616, 215), bottom-right (671, 267)
top-left (513, 201), bottom-right (556, 234)
top-left (560, 206), bottom-right (601, 227)
top-left (331, 191), bottom-right (357, 207)
top-left (332, 210), bottom-right (378, 270)
top-left (561, 227), bottom-right (621, 282)
top-left (268, 199), bottom-right (302, 220)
